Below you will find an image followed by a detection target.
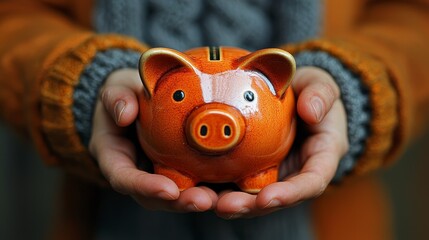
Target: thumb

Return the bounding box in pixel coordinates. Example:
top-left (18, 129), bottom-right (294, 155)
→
top-left (292, 67), bottom-right (340, 124)
top-left (99, 69), bottom-right (142, 127)
top-left (99, 85), bottom-right (140, 127)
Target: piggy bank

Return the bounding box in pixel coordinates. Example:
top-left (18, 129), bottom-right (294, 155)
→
top-left (137, 46), bottom-right (296, 193)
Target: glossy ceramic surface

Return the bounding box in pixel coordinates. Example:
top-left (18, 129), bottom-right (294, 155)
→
top-left (137, 46), bottom-right (296, 193)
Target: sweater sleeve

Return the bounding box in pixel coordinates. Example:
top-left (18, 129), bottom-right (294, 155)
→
top-left (0, 2), bottom-right (148, 184)
top-left (282, 0), bottom-right (429, 175)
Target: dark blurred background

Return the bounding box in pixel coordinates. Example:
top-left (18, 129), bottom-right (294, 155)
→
top-left (381, 130), bottom-right (429, 240)
top-left (1, 125), bottom-right (428, 240)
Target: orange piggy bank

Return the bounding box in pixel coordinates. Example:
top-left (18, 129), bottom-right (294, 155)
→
top-left (137, 46), bottom-right (296, 193)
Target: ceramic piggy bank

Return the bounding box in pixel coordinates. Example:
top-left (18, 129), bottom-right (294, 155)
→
top-left (137, 46), bottom-right (296, 193)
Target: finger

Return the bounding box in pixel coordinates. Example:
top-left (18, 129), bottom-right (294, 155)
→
top-left (216, 191), bottom-right (256, 219)
top-left (93, 131), bottom-right (180, 200)
top-left (256, 151), bottom-right (339, 210)
top-left (292, 67), bottom-right (340, 124)
top-left (89, 101), bottom-right (136, 160)
top-left (99, 85), bottom-right (139, 127)
top-left (90, 102), bottom-right (180, 200)
top-left (99, 69), bottom-right (142, 126)
top-left (257, 99), bottom-right (348, 209)
top-left (257, 113), bottom-right (347, 209)
top-left (199, 186), bottom-right (219, 208)
top-left (172, 187), bottom-right (217, 212)
top-left (302, 100), bottom-right (349, 153)
top-left (132, 186), bottom-right (218, 212)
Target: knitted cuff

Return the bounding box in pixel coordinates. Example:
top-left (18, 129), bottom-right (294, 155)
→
top-left (73, 49), bottom-right (141, 146)
top-left (282, 39), bottom-right (398, 174)
top-left (40, 34), bottom-right (147, 181)
top-left (294, 51), bottom-right (370, 180)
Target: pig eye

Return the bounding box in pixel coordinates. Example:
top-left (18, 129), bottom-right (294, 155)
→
top-left (243, 90), bottom-right (255, 102)
top-left (173, 90), bottom-right (185, 102)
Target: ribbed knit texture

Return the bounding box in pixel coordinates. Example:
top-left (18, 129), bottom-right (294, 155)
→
top-left (73, 49), bottom-right (141, 146)
top-left (147, 0), bottom-right (204, 50)
top-left (94, 0), bottom-right (320, 51)
top-left (94, 0), bottom-right (147, 41)
top-left (40, 34), bottom-right (147, 181)
top-left (271, 0), bottom-right (321, 45)
top-left (295, 51), bottom-right (370, 180)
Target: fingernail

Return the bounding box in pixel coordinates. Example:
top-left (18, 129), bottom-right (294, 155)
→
top-left (310, 97), bottom-right (323, 122)
top-left (114, 100), bottom-right (126, 123)
top-left (228, 208), bottom-right (250, 219)
top-left (264, 199), bottom-right (281, 209)
top-left (157, 191), bottom-right (175, 200)
top-left (186, 203), bottom-right (202, 212)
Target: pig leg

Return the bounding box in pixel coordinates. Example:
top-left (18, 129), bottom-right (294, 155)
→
top-left (236, 167), bottom-right (278, 194)
top-left (154, 164), bottom-right (198, 191)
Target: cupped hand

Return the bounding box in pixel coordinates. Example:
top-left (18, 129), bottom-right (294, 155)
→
top-left (215, 66), bottom-right (349, 219)
top-left (89, 68), bottom-right (217, 212)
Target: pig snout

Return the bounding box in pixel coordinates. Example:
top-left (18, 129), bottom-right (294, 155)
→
top-left (185, 103), bottom-right (245, 155)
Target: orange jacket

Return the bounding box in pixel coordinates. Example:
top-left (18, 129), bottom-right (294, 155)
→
top-left (1, 0), bottom-right (428, 239)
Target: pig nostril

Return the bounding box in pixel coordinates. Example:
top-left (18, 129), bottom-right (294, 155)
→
top-left (224, 125), bottom-right (232, 137)
top-left (186, 104), bottom-right (245, 153)
top-left (200, 125), bottom-right (208, 137)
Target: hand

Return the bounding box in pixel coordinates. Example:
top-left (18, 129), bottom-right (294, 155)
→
top-left (89, 69), bottom-right (217, 212)
top-left (215, 67), bottom-right (349, 219)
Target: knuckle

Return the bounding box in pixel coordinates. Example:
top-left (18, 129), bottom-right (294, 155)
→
top-left (99, 85), bottom-right (109, 102)
top-left (130, 172), bottom-right (147, 196)
top-left (312, 174), bottom-right (328, 197)
top-left (100, 86), bottom-right (118, 106)
top-left (109, 174), bottom-right (124, 193)
top-left (100, 93), bottom-right (111, 110)
top-left (110, 170), bottom-right (147, 196)
top-left (108, 168), bottom-right (130, 195)
top-left (319, 71), bottom-right (340, 98)
top-left (318, 81), bottom-right (339, 104)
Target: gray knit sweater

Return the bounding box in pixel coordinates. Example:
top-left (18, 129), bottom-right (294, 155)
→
top-left (70, 1), bottom-right (370, 239)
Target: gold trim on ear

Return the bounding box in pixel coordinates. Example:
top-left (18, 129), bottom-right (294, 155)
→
top-left (237, 48), bottom-right (296, 98)
top-left (139, 48), bottom-right (197, 98)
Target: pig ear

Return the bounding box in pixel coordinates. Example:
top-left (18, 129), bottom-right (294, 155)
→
top-left (237, 48), bottom-right (296, 98)
top-left (139, 48), bottom-right (197, 98)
